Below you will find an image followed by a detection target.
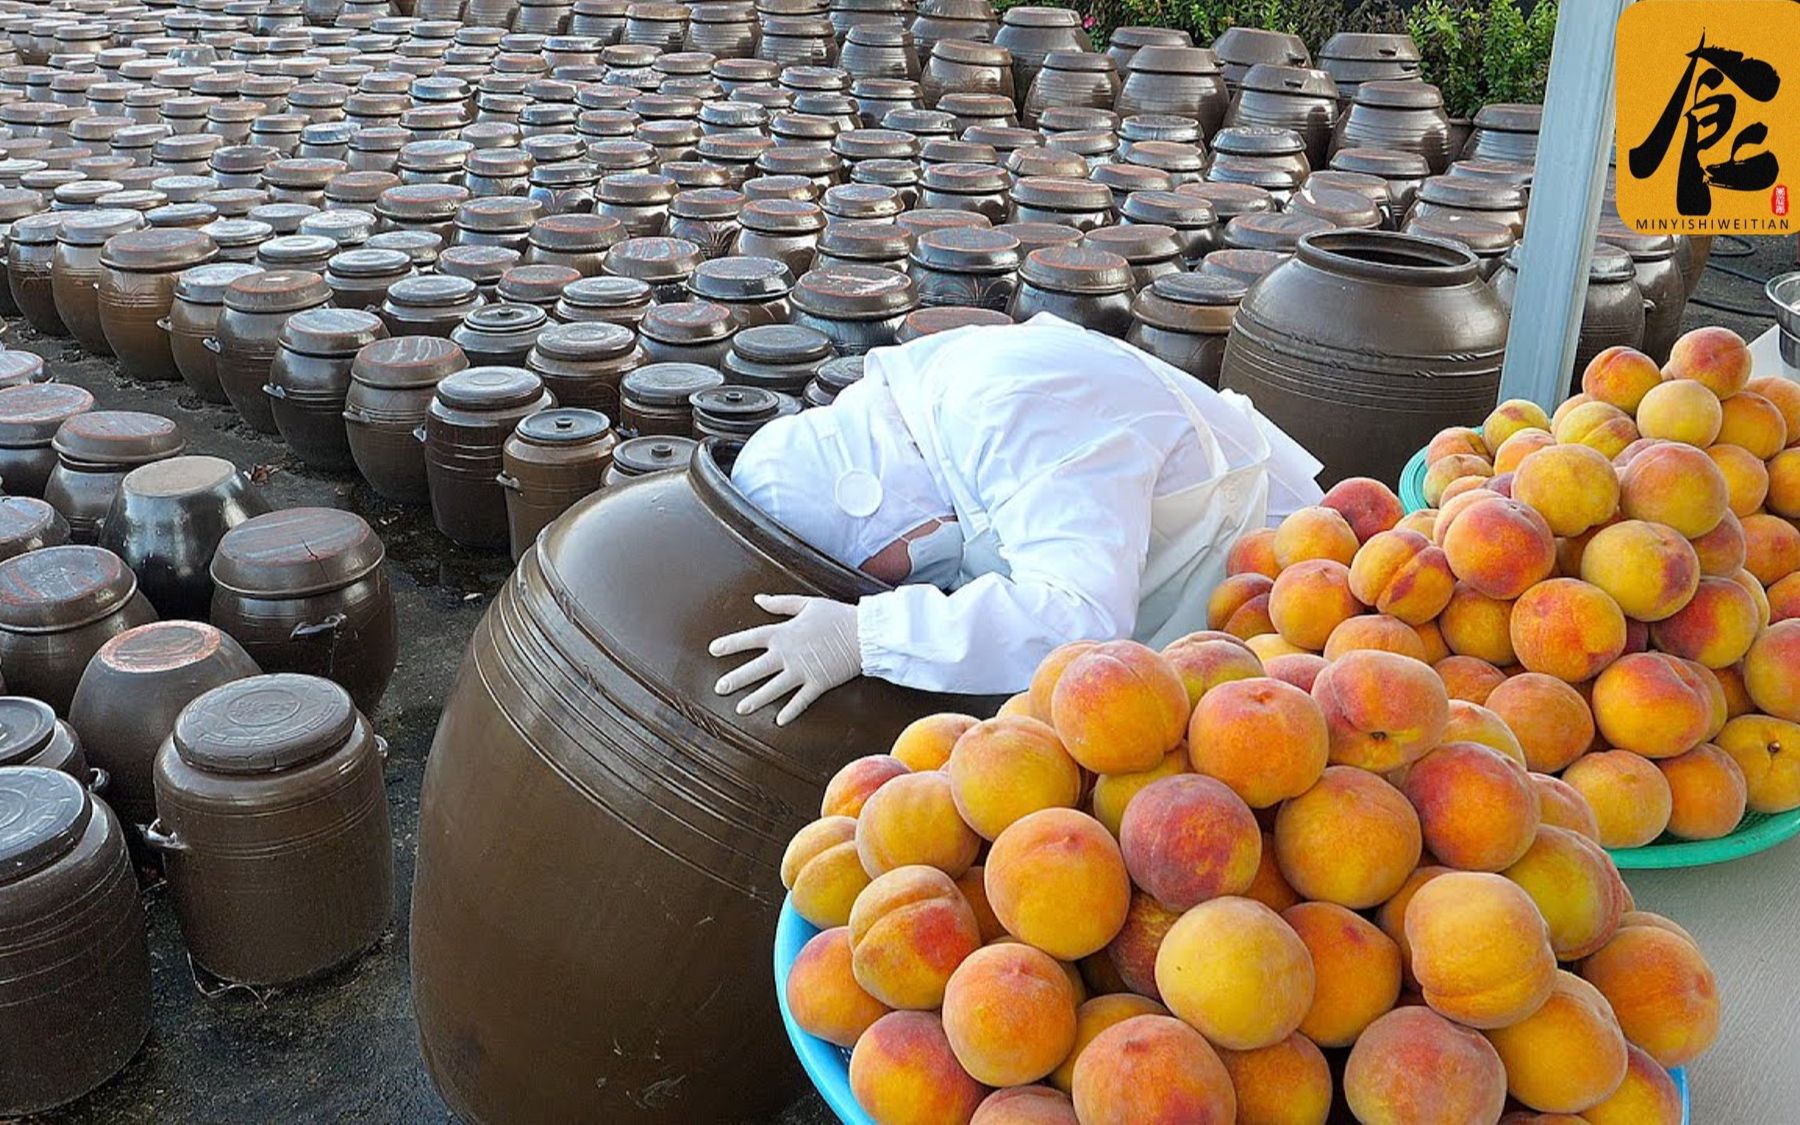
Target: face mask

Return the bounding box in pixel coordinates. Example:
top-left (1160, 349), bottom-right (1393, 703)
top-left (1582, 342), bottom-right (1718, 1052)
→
top-left (903, 519), bottom-right (965, 590)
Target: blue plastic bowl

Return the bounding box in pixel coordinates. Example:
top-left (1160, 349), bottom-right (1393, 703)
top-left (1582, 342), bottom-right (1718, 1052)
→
top-left (1399, 442), bottom-right (1432, 512)
top-left (775, 901), bottom-right (1692, 1124)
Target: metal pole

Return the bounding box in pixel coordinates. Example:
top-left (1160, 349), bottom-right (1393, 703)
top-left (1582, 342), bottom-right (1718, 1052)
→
top-left (1495, 0), bottom-right (1632, 409)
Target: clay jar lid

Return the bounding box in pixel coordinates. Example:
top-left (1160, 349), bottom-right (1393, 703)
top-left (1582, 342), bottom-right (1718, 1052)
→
top-left (640, 300), bottom-right (735, 345)
top-left (1093, 163), bottom-right (1175, 196)
top-left (465, 148), bottom-right (534, 179)
top-left (1287, 187), bottom-right (1382, 230)
top-left (1211, 125), bottom-right (1305, 159)
top-left (1126, 140), bottom-right (1203, 176)
top-left (1177, 181), bottom-right (1276, 221)
top-left (1020, 244), bottom-right (1132, 294)
top-left (1002, 5), bottom-right (1079, 26)
top-left (1417, 176), bottom-right (1527, 214)
top-left (458, 196), bottom-right (544, 233)
top-left (1584, 243), bottom-right (1638, 284)
top-left (1121, 190), bottom-right (1216, 228)
top-left (281, 307), bottom-right (388, 357)
top-left (622, 362), bottom-right (725, 406)
top-left (991, 222), bottom-right (1080, 259)
top-left (1320, 31), bottom-right (1420, 61)
top-left (1446, 158), bottom-right (1534, 189)
top-left (820, 221), bottom-right (915, 262)
top-left (561, 276), bottom-right (654, 311)
top-left (598, 171), bottom-right (677, 206)
top-left (1595, 220), bottom-right (1674, 261)
top-left (0, 496), bottom-right (68, 559)
top-left (692, 385), bottom-right (779, 426)
top-left (668, 187), bottom-right (745, 220)
top-left (912, 226), bottom-right (1019, 273)
top-left (52, 410), bottom-right (185, 467)
top-left (1212, 26), bottom-right (1309, 68)
top-left (1354, 79), bottom-right (1442, 110)
top-left (793, 264), bottom-right (918, 319)
top-left (531, 213), bottom-right (625, 253)
top-left (0, 767), bottom-right (91, 884)
top-left (265, 157), bottom-right (347, 189)
top-left (1225, 211), bottom-right (1332, 252)
top-left (1240, 63), bottom-right (1337, 99)
top-left (514, 407), bottom-right (613, 448)
top-left (1330, 146), bottom-right (1431, 181)
top-left (921, 162), bottom-right (1009, 195)
top-left (211, 506), bottom-right (386, 598)
top-left (436, 365), bottom-right (547, 413)
top-left (1406, 212), bottom-right (1516, 256)
top-left (352, 336), bottom-right (469, 390)
top-left (499, 265), bottom-right (580, 306)
top-left (388, 274), bottom-right (480, 309)
top-left (460, 303), bottom-right (550, 343)
top-left (533, 321), bottom-right (638, 362)
top-left (378, 183), bottom-right (470, 221)
top-left (611, 433), bottom-right (697, 476)
top-left (689, 255), bottom-right (795, 300)
top-left (1133, 271), bottom-right (1245, 334)
top-left (0, 544), bottom-right (140, 632)
top-left (258, 235), bottom-right (339, 269)
top-left (823, 185), bottom-right (905, 222)
top-left (602, 236), bottom-right (702, 282)
top-left (0, 696), bottom-right (59, 767)
top-left (834, 129), bottom-right (918, 162)
top-left (920, 138), bottom-right (1001, 167)
top-left (172, 674), bottom-right (357, 775)
top-left (1010, 176), bottom-right (1113, 215)
top-left (0, 187), bottom-right (45, 221)
top-left (55, 206), bottom-right (144, 246)
top-left (1083, 223), bottom-right (1180, 264)
top-left (740, 198), bottom-right (826, 234)
top-left (5, 213), bottom-right (63, 246)
top-left (732, 323), bottom-right (834, 366)
top-left (898, 307), bottom-right (1012, 340)
top-left (0, 384), bottom-right (96, 448)
top-left (1130, 45), bottom-right (1219, 75)
top-left (742, 175), bottom-right (817, 203)
top-left (0, 352), bottom-right (47, 388)
top-left (1039, 107), bottom-right (1119, 134)
top-left (224, 269), bottom-right (330, 314)
top-left (329, 248), bottom-right (413, 280)
top-left (98, 228), bottom-right (217, 272)
top-left (200, 218), bottom-right (274, 251)
top-left (1472, 102), bottom-right (1542, 134)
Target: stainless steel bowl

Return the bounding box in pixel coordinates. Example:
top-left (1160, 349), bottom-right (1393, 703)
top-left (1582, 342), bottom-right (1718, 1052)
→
top-left (1766, 270), bottom-right (1800, 373)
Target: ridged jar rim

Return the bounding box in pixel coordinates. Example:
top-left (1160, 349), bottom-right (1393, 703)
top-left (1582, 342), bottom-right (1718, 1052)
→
top-left (1294, 229), bottom-right (1480, 286)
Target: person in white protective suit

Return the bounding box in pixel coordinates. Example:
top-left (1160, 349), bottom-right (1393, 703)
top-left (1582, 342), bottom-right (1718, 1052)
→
top-left (710, 314), bottom-right (1325, 724)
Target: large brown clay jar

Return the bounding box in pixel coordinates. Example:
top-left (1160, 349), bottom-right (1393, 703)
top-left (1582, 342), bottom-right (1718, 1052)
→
top-left (1492, 244), bottom-right (1644, 396)
top-left (167, 264), bottom-right (265, 405)
top-left (269, 309), bottom-right (390, 474)
top-left (98, 229), bottom-right (219, 383)
top-left (96, 456), bottom-right (270, 620)
top-left (7, 213), bottom-right (67, 336)
top-left (994, 5), bottom-right (1088, 97)
top-left (215, 270), bottom-right (333, 435)
top-left (1330, 79), bottom-right (1453, 173)
top-left (1223, 63), bottom-right (1339, 169)
top-left (499, 408), bottom-right (618, 561)
top-left (0, 545), bottom-right (160, 716)
top-left (346, 337), bottom-right (471, 506)
top-left (1115, 46), bottom-right (1229, 137)
top-left (45, 412), bottom-right (188, 546)
top-left (0, 384), bottom-right (95, 500)
top-left (424, 367), bottom-right (557, 551)
top-left (53, 209), bottom-right (147, 359)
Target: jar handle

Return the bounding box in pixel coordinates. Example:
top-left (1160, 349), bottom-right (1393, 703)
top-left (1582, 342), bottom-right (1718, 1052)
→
top-left (374, 734), bottom-right (390, 762)
top-left (414, 424), bottom-right (427, 444)
top-left (264, 383), bottom-right (287, 400)
top-left (88, 766), bottom-right (110, 795)
top-left (289, 611), bottom-right (347, 640)
top-left (203, 335), bottom-right (221, 354)
top-left (140, 818), bottom-right (186, 852)
top-left (155, 317), bottom-right (171, 332)
top-left (496, 470), bottom-right (521, 492)
top-left (343, 406), bottom-right (368, 423)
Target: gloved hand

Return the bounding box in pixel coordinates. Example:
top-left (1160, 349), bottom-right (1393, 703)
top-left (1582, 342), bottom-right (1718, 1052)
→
top-left (710, 594), bottom-right (863, 726)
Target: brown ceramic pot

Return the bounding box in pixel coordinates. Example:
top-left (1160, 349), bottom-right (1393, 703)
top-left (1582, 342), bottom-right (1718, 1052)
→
top-left (1597, 223), bottom-right (1686, 364)
top-left (1318, 31), bottom-right (1422, 102)
top-left (1212, 25), bottom-right (1309, 90)
top-left (346, 337), bottom-right (472, 506)
top-left (0, 697), bottom-right (88, 781)
top-left (908, 225), bottom-right (1019, 310)
top-left (423, 367), bottom-right (558, 551)
top-left (269, 309), bottom-right (390, 474)
top-left (0, 497), bottom-right (70, 562)
top-left (96, 456), bottom-right (270, 621)
top-left (0, 384), bottom-right (96, 500)
top-left (499, 408), bottom-right (618, 561)
top-left (0, 545), bottom-right (160, 716)
top-left (6, 213), bottom-right (67, 336)
top-left (1492, 243), bottom-right (1644, 396)
top-left (45, 412), bottom-right (188, 546)
top-left (214, 270), bottom-right (332, 435)
top-left (96, 229), bottom-right (218, 384)
top-left (1116, 46), bottom-right (1228, 136)
top-left (994, 5), bottom-right (1088, 98)
top-left (1463, 102), bottom-right (1541, 163)
top-left (167, 264), bottom-right (264, 405)
top-left (53, 209), bottom-right (147, 358)
top-left (1021, 49), bottom-right (1119, 129)
top-left (1008, 244), bottom-right (1134, 336)
top-left (789, 263), bottom-right (918, 354)
top-left (526, 321), bottom-right (647, 419)
top-left (1330, 79), bottom-right (1453, 174)
top-left (619, 362), bottom-right (726, 436)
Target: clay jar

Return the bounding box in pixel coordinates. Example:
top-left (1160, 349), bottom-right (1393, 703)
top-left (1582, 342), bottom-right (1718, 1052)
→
top-left (95, 229), bottom-right (219, 384)
top-left (324, 248), bottom-right (416, 312)
top-left (789, 263), bottom-right (918, 353)
top-left (1121, 190), bottom-right (1219, 266)
top-left (7, 214), bottom-right (67, 337)
top-left (721, 323), bottom-right (836, 394)
top-left (1007, 176), bottom-right (1113, 231)
top-left (453, 304), bottom-right (550, 369)
top-left (1008, 244), bottom-right (1134, 336)
top-left (735, 198), bottom-right (827, 278)
top-left (1598, 223), bottom-right (1686, 363)
top-left (1331, 79), bottom-right (1453, 174)
top-left (1212, 26), bottom-right (1310, 89)
top-left (209, 508), bottom-right (399, 715)
top-left (346, 338), bottom-right (471, 506)
top-left (1493, 243), bottom-right (1645, 394)
top-left (919, 39), bottom-right (1013, 108)
top-left (0, 353), bottom-right (46, 391)
top-left (1224, 64), bottom-right (1339, 169)
top-left (499, 408), bottom-right (618, 561)
top-left (1022, 49), bottom-right (1119, 128)
top-left (0, 384), bottom-right (95, 499)
top-left (66, 621), bottom-right (261, 830)
top-left (1127, 272), bottom-right (1245, 387)
top-left (269, 309), bottom-right (390, 474)
top-left (1464, 102), bottom-right (1541, 163)
top-left (619, 362), bottom-right (726, 436)
top-left (380, 276), bottom-right (488, 339)
top-left (45, 412), bottom-right (187, 547)
top-left (1221, 230), bottom-right (1509, 484)
top-left (602, 236), bottom-right (705, 303)
top-left (690, 385), bottom-right (791, 439)
top-left (0, 697), bottom-right (87, 780)
top-left (1205, 125), bottom-right (1310, 201)
top-left (638, 300), bottom-right (738, 367)
top-left (0, 545), bottom-right (159, 716)
top-left (527, 321), bottom-right (647, 418)
top-left (1319, 32), bottom-right (1422, 102)
top-left (994, 5), bottom-right (1088, 97)
top-left (53, 208), bottom-right (146, 357)
top-left (525, 213), bottom-right (627, 276)
top-left (1403, 212), bottom-right (1516, 280)
top-left (918, 161), bottom-right (1010, 221)
top-left (0, 767), bottom-right (151, 1116)
top-left (666, 187), bottom-right (747, 259)
top-left (422, 367), bottom-right (557, 551)
top-left (1115, 46), bottom-right (1229, 137)
top-left (146, 674), bottom-right (393, 987)
top-left (167, 264), bottom-right (264, 405)
top-left (0, 497), bottom-right (70, 562)
top-left (1330, 145), bottom-right (1432, 215)
top-left (214, 270), bottom-right (333, 435)
top-left (908, 224), bottom-right (1019, 310)
top-left (1409, 175), bottom-right (1527, 238)
top-left (97, 457), bottom-right (271, 621)
top-left (602, 433), bottom-right (700, 484)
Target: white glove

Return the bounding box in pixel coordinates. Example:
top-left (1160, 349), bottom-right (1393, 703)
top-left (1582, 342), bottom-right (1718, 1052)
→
top-left (709, 594), bottom-right (864, 726)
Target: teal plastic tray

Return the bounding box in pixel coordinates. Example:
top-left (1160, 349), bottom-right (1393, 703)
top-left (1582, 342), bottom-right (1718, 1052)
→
top-left (1610, 807), bottom-right (1800, 869)
top-left (1399, 442), bottom-right (1432, 513)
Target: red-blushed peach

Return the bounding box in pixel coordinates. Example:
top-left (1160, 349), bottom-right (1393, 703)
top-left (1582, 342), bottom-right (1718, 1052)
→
top-left (1552, 400), bottom-right (1641, 459)
top-left (1484, 673), bottom-right (1595, 773)
top-left (1679, 656), bottom-right (1730, 741)
top-left (1226, 527), bottom-right (1281, 578)
top-left (857, 770), bottom-right (982, 877)
top-left (1741, 512), bottom-right (1800, 585)
top-left (1590, 652), bottom-right (1713, 759)
top-left (849, 866), bottom-right (984, 1009)
top-left (1552, 393), bottom-right (1596, 427)
top-left (1502, 826), bottom-right (1625, 960)
top-left (787, 926), bottom-right (892, 1047)
top-left (1771, 572), bottom-right (1800, 622)
top-left (1636, 377), bottom-right (1724, 445)
top-left (955, 867), bottom-right (1006, 943)
top-left (1404, 871), bottom-right (1557, 1029)
top-left (1618, 441), bottom-right (1730, 538)
top-left (1440, 496), bottom-right (1558, 599)
top-left (1347, 529), bottom-right (1457, 625)
top-left (1716, 713), bottom-right (1800, 813)
top-left (1512, 444), bottom-right (1621, 537)
top-left (941, 942), bottom-right (1079, 1087)
top-left (1650, 576), bottom-right (1761, 668)
top-left (1206, 572), bottom-right (1274, 631)
top-left (1154, 896), bottom-right (1315, 1050)
top-left (1715, 661), bottom-right (1756, 717)
top-left (1531, 773), bottom-right (1603, 841)
top-left (1613, 436), bottom-right (1667, 468)
top-left (1446, 470), bottom-right (1500, 502)
top-left (1432, 485), bottom-right (1501, 544)
top-left (849, 1011), bottom-right (987, 1125)
top-left (1077, 951), bottom-right (1130, 997)
top-left (1485, 970), bottom-right (1628, 1113)
top-left (1423, 454), bottom-right (1495, 507)
top-left (1344, 1006), bottom-right (1508, 1125)
top-left (1187, 676), bottom-right (1328, 807)
top-left (1509, 578), bottom-right (1628, 682)
top-left (1582, 1044), bottom-right (1686, 1125)
top-left (985, 808), bottom-right (1131, 961)
top-left (1311, 650), bottom-right (1450, 772)
top-left (1262, 652), bottom-right (1328, 692)
top-left (1426, 425), bottom-right (1489, 464)
top-left (1070, 1014), bottom-right (1235, 1125)
top-left (1718, 390), bottom-right (1789, 457)
top-left (1562, 751), bottom-right (1674, 848)
top-left (1403, 741), bottom-right (1541, 871)
top-left (824, 755), bottom-right (912, 817)
top-left (947, 716), bottom-right (1082, 841)
top-left (1435, 654), bottom-right (1508, 703)
top-left (1267, 558), bottom-right (1364, 651)
top-left (1275, 767), bottom-right (1422, 908)
top-left (1375, 864), bottom-right (1449, 984)
top-left (1089, 746), bottom-right (1187, 838)
top-left (1119, 774), bottom-right (1261, 910)
top-left (1579, 519), bottom-right (1701, 621)
top-left (1283, 900), bottom-right (1402, 1047)
top-left (1493, 427), bottom-right (1558, 474)
top-left (1744, 619), bottom-right (1800, 721)
top-left (1692, 508), bottom-right (1748, 576)
top-left (1706, 441), bottom-right (1771, 516)
top-left (1412, 618), bottom-right (1451, 664)
top-left (1748, 374), bottom-right (1800, 442)
top-left (784, 816), bottom-right (874, 927)
top-left (1323, 613), bottom-right (1430, 661)
top-left (1049, 641), bottom-right (1190, 774)
top-left (971, 1086), bottom-right (1077, 1125)
top-left (1582, 345), bottom-right (1663, 412)
top-left (1442, 698), bottom-right (1528, 765)
top-left (1664, 325), bottom-right (1752, 395)
top-left (1486, 398), bottom-right (1553, 450)
top-left (1160, 633), bottom-right (1262, 709)
top-left (1771, 448), bottom-right (1800, 518)
top-left (1656, 743), bottom-right (1748, 839)
top-left (1215, 1033), bottom-right (1332, 1125)
top-left (891, 714), bottom-right (980, 772)
top-left (1243, 830), bottom-right (1302, 913)
top-left (1321, 476), bottom-right (1405, 542)
top-left (1028, 642), bottom-right (1099, 724)
top-left (1103, 889), bottom-right (1182, 1000)
top-left (1396, 508), bottom-right (1439, 537)
top-left (1048, 993), bottom-right (1166, 1093)
top-left (1273, 505), bottom-right (1360, 568)
top-left (1223, 593), bottom-right (1276, 640)
top-left (1579, 924), bottom-right (1721, 1067)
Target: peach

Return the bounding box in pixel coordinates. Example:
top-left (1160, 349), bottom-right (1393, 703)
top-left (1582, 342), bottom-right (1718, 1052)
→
top-left (1650, 575), bottom-right (1761, 668)
top-left (1432, 485), bottom-right (1500, 544)
top-left (1395, 509), bottom-right (1438, 537)
top-left (1579, 519), bottom-right (1701, 621)
top-left (857, 771), bottom-right (981, 878)
top-left (1088, 746), bottom-right (1186, 837)
top-left (1245, 633), bottom-right (1308, 662)
top-left (1028, 641), bottom-right (1100, 724)
top-left (1657, 743), bottom-right (1748, 839)
top-left (1561, 751), bottom-right (1674, 848)
top-left (1187, 677), bottom-right (1328, 807)
top-left (1551, 392), bottom-right (1596, 428)
top-left (1262, 652), bottom-right (1328, 691)
top-left (1591, 652), bottom-right (1715, 758)
top-left (1691, 508), bottom-right (1748, 576)
top-left (1485, 398), bottom-right (1552, 450)
top-left (1266, 559), bottom-right (1363, 651)
top-left (849, 866), bottom-right (983, 1009)
top-left (1531, 773), bottom-right (1602, 841)
top-left (1508, 578), bottom-right (1627, 682)
top-left (998, 693), bottom-right (1032, 718)
top-left (1321, 476), bottom-right (1404, 542)
top-left (1048, 993), bottom-right (1166, 1093)
top-left (1614, 435), bottom-right (1667, 468)
top-left (1275, 767), bottom-right (1422, 908)
top-left (1744, 619), bottom-right (1800, 720)
top-left (1512, 444), bottom-right (1621, 537)
top-left (1241, 843), bottom-right (1297, 919)
top-left (891, 713), bottom-right (980, 772)
top-left (1492, 427), bottom-right (1558, 473)
top-left (1442, 698), bottom-right (1528, 765)
top-left (1742, 512), bottom-right (1800, 585)
top-left (1413, 618), bottom-right (1451, 663)
top-left (1104, 891), bottom-right (1182, 1001)
top-left (1322, 614), bottom-right (1428, 661)
top-left (1552, 400), bottom-right (1640, 459)
top-left (1717, 713), bottom-right (1800, 812)
top-left (1485, 673), bottom-right (1595, 773)
top-left (1618, 441), bottom-right (1730, 538)
top-left (1154, 897), bottom-right (1314, 1051)
top-left (1344, 1007), bottom-right (1508, 1125)
top-left (1426, 425), bottom-right (1488, 463)
top-left (1223, 593), bottom-right (1276, 640)
top-left (1441, 496), bottom-right (1558, 599)
top-left (1160, 634), bottom-right (1261, 709)
top-left (1070, 1015), bottom-right (1235, 1125)
top-left (784, 816), bottom-right (874, 927)
top-left (971, 1086), bottom-right (1077, 1125)
top-left (1773, 572), bottom-right (1800, 622)
top-left (1226, 527), bottom-right (1281, 578)
top-left (1748, 374), bottom-right (1800, 441)
top-left (1283, 900), bottom-right (1402, 1047)
top-left (942, 943), bottom-right (1079, 1087)
top-left (956, 867), bottom-right (1006, 943)
top-left (1403, 742), bottom-right (1540, 871)
top-left (1273, 505), bottom-right (1359, 568)
top-left (1485, 971), bottom-right (1628, 1114)
top-left (787, 927), bottom-right (892, 1047)
top-left (1312, 650), bottom-right (1450, 772)
top-left (823, 755), bottom-right (911, 818)
top-left (1579, 924), bottom-right (1720, 1067)
top-left (1445, 471), bottom-right (1498, 502)
top-left (850, 1011), bottom-right (987, 1125)
top-left (1619, 910), bottom-right (1699, 944)
top-left (1206, 572), bottom-right (1275, 632)
top-left (1347, 529), bottom-right (1456, 624)
top-left (1423, 453), bottom-right (1495, 506)
top-left (1435, 655), bottom-right (1507, 704)
top-left (1404, 871), bottom-right (1557, 1028)
top-left (1770, 447), bottom-right (1800, 517)
top-left (1049, 641), bottom-right (1189, 773)
top-left (1715, 661), bottom-right (1756, 716)
top-left (1663, 325), bottom-right (1752, 396)
top-left (1502, 826), bottom-right (1624, 960)
top-left (985, 809), bottom-right (1131, 961)
top-left (1707, 442), bottom-right (1771, 516)
top-left (1582, 1045), bottom-right (1685, 1125)
top-left (1119, 774), bottom-right (1261, 910)
top-left (1374, 864), bottom-right (1449, 982)
top-left (947, 716), bottom-right (1082, 841)
top-left (1582, 345), bottom-right (1664, 412)
top-left (1636, 377), bottom-right (1724, 445)
top-left (1214, 1033), bottom-right (1331, 1125)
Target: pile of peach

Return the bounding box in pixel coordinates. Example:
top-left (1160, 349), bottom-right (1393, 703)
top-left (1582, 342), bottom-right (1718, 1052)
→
top-left (781, 634), bottom-right (1720, 1123)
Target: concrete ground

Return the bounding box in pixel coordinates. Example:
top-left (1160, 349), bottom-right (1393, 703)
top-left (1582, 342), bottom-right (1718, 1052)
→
top-left (8, 230), bottom-right (1794, 1125)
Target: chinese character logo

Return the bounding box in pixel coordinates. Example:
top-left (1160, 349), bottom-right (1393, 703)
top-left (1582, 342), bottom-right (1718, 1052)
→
top-left (1628, 34), bottom-right (1779, 216)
